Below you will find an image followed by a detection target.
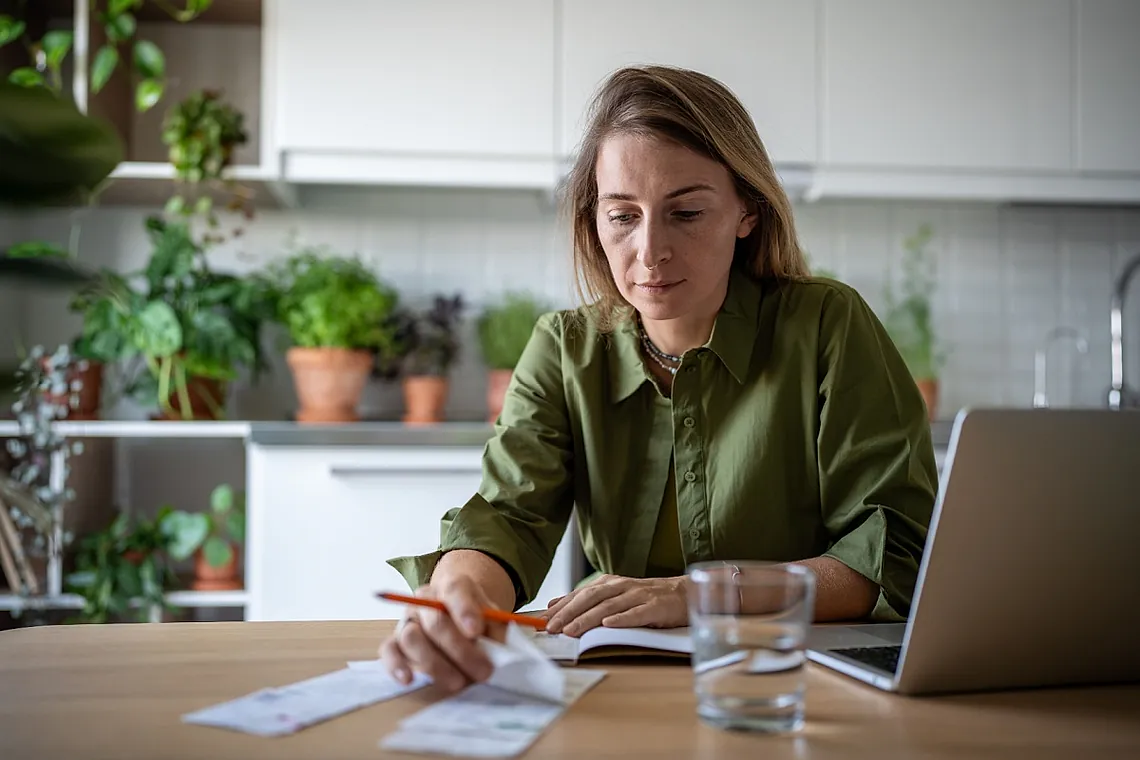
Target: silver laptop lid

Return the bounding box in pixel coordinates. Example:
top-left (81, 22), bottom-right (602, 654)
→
top-left (895, 407), bottom-right (1140, 695)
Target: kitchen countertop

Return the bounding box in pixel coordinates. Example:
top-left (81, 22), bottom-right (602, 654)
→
top-left (247, 421), bottom-right (496, 447)
top-left (248, 419), bottom-right (957, 450)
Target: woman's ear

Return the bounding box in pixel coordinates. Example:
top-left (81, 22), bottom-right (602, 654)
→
top-left (736, 201), bottom-right (760, 239)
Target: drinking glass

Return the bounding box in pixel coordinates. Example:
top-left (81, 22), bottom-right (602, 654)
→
top-left (686, 561), bottom-right (817, 733)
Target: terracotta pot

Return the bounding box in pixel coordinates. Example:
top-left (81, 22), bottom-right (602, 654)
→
top-left (286, 347), bottom-right (373, 423)
top-left (915, 378), bottom-right (939, 422)
top-left (42, 359), bottom-right (103, 420)
top-left (403, 376), bottom-right (449, 424)
top-left (155, 375), bottom-right (228, 421)
top-left (486, 368), bottom-right (513, 423)
top-left (192, 545), bottom-right (242, 591)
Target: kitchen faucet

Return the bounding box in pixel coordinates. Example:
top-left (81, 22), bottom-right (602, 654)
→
top-left (1033, 326), bottom-right (1088, 408)
top-left (1108, 252), bottom-right (1140, 410)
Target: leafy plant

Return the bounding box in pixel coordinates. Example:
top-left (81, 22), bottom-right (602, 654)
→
top-left (71, 216), bottom-right (275, 418)
top-left (477, 293), bottom-right (547, 370)
top-left (160, 482), bottom-right (245, 568)
top-left (388, 294), bottom-right (465, 377)
top-left (0, 0), bottom-right (212, 111)
top-left (0, 79), bottom-right (123, 207)
top-left (268, 249), bottom-right (400, 353)
top-left (2, 346), bottom-right (86, 595)
top-left (882, 223), bottom-right (946, 380)
top-left (161, 89), bottom-right (251, 223)
top-left (66, 507), bottom-right (179, 624)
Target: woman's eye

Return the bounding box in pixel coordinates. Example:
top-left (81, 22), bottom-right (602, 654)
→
top-left (608, 213), bottom-right (635, 224)
top-left (674, 210), bottom-right (703, 221)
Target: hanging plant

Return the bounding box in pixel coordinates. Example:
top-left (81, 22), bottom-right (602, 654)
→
top-left (0, 1), bottom-right (213, 112)
top-left (160, 88), bottom-right (252, 228)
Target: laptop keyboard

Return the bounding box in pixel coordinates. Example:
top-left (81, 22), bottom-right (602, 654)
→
top-left (831, 645), bottom-right (902, 674)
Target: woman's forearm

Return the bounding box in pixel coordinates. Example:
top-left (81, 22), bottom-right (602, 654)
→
top-left (431, 549), bottom-right (517, 612)
top-left (794, 556), bottom-right (878, 621)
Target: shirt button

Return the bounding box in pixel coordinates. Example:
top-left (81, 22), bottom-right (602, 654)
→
top-left (689, 529), bottom-right (700, 539)
top-left (683, 417), bottom-right (695, 428)
top-left (684, 471), bottom-right (697, 483)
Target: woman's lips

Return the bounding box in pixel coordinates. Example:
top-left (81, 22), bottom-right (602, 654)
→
top-left (635, 280), bottom-right (682, 295)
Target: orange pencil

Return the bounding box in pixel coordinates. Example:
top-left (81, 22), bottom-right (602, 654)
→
top-left (376, 591), bottom-right (547, 631)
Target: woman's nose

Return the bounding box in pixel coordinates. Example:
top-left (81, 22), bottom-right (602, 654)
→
top-left (636, 216), bottom-right (671, 270)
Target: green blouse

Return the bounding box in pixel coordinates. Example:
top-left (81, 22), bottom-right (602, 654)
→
top-left (388, 268), bottom-right (939, 622)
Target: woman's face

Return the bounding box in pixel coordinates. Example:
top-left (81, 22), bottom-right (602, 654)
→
top-left (594, 133), bottom-right (757, 322)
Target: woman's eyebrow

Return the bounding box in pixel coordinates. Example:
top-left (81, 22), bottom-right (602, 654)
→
top-left (598, 183), bottom-right (716, 202)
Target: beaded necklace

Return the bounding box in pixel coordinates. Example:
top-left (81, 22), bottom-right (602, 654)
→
top-left (638, 317), bottom-right (682, 376)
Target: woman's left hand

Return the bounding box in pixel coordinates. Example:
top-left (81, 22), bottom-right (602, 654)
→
top-left (542, 574), bottom-right (688, 637)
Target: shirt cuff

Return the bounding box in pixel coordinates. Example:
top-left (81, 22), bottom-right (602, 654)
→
top-left (821, 506), bottom-right (907, 623)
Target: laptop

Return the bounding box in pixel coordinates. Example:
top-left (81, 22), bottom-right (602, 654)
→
top-left (806, 407), bottom-right (1140, 695)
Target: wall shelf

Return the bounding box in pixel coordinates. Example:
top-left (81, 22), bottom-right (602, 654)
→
top-left (0, 420), bottom-right (252, 439)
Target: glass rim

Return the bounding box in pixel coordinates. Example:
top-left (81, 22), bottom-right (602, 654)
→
top-left (685, 560), bottom-right (815, 583)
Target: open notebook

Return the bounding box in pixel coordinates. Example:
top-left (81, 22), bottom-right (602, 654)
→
top-left (528, 626), bottom-right (693, 663)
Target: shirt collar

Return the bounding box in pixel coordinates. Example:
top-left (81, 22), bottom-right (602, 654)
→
top-left (608, 267), bottom-right (764, 404)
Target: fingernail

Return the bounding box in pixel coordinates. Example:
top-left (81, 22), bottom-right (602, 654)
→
top-left (395, 668), bottom-right (409, 684)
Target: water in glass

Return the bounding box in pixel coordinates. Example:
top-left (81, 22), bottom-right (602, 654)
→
top-left (687, 562), bottom-right (815, 733)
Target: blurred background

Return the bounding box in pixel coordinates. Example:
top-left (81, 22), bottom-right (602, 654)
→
top-left (0, 0), bottom-right (1137, 628)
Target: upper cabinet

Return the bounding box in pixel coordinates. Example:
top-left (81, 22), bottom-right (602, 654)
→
top-left (268, 0), bottom-right (558, 189)
top-left (1075, 0), bottom-right (1140, 173)
top-left (822, 0), bottom-right (1073, 173)
top-left (558, 0), bottom-right (818, 167)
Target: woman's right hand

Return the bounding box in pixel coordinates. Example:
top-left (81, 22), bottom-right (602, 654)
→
top-left (378, 575), bottom-right (505, 693)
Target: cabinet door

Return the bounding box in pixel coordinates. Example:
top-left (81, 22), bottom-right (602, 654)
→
top-left (558, 0), bottom-right (818, 165)
top-left (823, 0), bottom-right (1072, 172)
top-left (271, 0), bottom-right (555, 159)
top-left (246, 446), bottom-right (577, 622)
top-left (1076, 0), bottom-right (1140, 173)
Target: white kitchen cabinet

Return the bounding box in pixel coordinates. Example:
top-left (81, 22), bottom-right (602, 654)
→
top-left (245, 444), bottom-right (579, 622)
top-left (268, 0), bottom-right (558, 188)
top-left (822, 0), bottom-right (1073, 172)
top-left (558, 0), bottom-right (818, 166)
top-left (1075, 0), bottom-right (1140, 173)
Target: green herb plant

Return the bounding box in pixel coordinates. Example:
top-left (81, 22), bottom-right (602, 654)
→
top-left (882, 223), bottom-right (946, 381)
top-left (268, 249), bottom-right (400, 354)
top-left (160, 482), bottom-right (245, 569)
top-left (0, 0), bottom-right (213, 112)
top-left (477, 293), bottom-right (548, 371)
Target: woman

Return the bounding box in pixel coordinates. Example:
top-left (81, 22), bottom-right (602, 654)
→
top-left (380, 65), bottom-right (937, 691)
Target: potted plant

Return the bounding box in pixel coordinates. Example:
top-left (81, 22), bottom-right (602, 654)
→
top-left (882, 223), bottom-right (946, 421)
top-left (66, 508), bottom-right (179, 624)
top-left (390, 294), bottom-right (464, 424)
top-left (4, 242), bottom-right (117, 419)
top-left (476, 293), bottom-right (547, 423)
top-left (268, 249), bottom-right (400, 423)
top-left (160, 483), bottom-right (245, 591)
top-left (124, 217), bottom-right (274, 420)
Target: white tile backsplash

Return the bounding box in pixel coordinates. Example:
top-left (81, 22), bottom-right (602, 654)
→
top-left (4, 188), bottom-right (1140, 420)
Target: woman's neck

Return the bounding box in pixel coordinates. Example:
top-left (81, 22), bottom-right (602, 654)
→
top-left (640, 311), bottom-right (718, 358)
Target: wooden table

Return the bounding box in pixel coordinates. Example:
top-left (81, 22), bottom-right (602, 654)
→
top-left (2, 620), bottom-right (1139, 759)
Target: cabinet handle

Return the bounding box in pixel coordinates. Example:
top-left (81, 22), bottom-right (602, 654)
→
top-left (328, 466), bottom-right (472, 477)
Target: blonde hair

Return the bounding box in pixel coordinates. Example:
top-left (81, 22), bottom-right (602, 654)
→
top-left (561, 65), bottom-right (809, 330)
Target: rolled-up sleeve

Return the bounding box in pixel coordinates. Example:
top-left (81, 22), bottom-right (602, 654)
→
top-left (386, 313), bottom-right (575, 610)
top-left (814, 286), bottom-right (938, 622)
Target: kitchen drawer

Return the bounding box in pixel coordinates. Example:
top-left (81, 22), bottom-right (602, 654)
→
top-left (246, 445), bottom-right (577, 621)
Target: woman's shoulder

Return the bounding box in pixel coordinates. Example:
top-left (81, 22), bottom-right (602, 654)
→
top-left (764, 275), bottom-right (877, 328)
